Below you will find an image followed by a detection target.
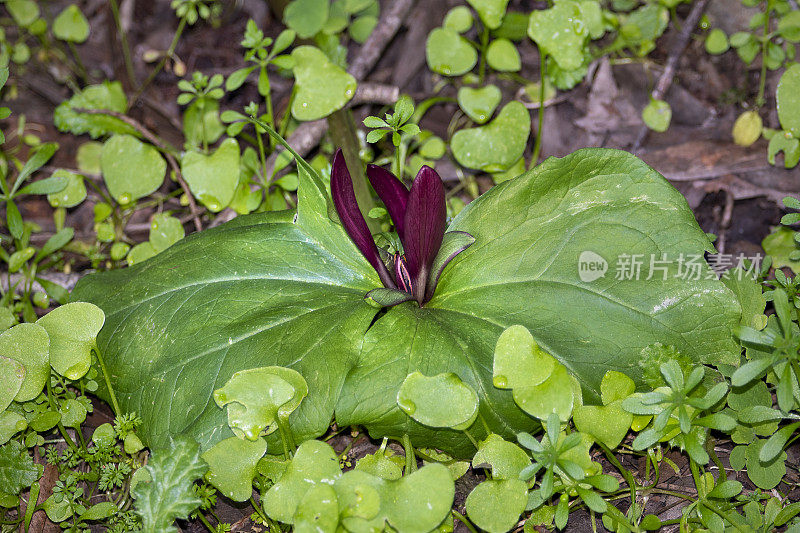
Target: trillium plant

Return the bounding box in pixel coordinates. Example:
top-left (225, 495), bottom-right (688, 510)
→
top-left (73, 142), bottom-right (741, 456)
top-left (331, 149), bottom-right (473, 306)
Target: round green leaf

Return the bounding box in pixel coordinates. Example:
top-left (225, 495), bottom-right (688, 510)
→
top-left (149, 213), bottom-right (185, 253)
top-left (126, 242), bottom-right (157, 266)
top-left (745, 439), bottom-right (786, 490)
top-left (294, 484), bottom-right (339, 533)
top-left (444, 6), bottom-right (473, 33)
top-left (53, 5), bottom-right (90, 43)
top-left (511, 362), bottom-right (575, 422)
top-left (528, 2), bottom-right (586, 71)
top-left (181, 138), bottom-right (241, 212)
top-left (101, 134), bottom-right (166, 204)
top-left (465, 479), bottom-right (528, 533)
top-left (493, 324), bottom-right (555, 390)
top-left (284, 0), bottom-right (328, 38)
top-left (262, 440), bottom-right (342, 523)
top-left (202, 436), bottom-right (267, 501)
top-left (183, 99), bottom-right (224, 148)
top-left (59, 398), bottom-right (87, 428)
top-left (777, 64), bottom-right (800, 137)
top-left (291, 46), bottom-right (356, 121)
top-left (457, 85), bottom-right (502, 124)
top-left (36, 302), bottom-right (104, 380)
top-left (47, 170), bottom-right (86, 208)
top-left (705, 28), bottom-right (729, 54)
top-left (642, 99), bottom-right (672, 132)
top-left (486, 38), bottom-right (521, 72)
top-left (466, 0), bottom-right (510, 30)
top-left (426, 27), bottom-right (478, 77)
top-left (0, 323), bottom-right (49, 402)
top-left (397, 371), bottom-right (478, 430)
top-left (733, 110), bottom-right (763, 147)
top-left (472, 434), bottom-right (530, 480)
top-left (451, 101), bottom-right (530, 172)
top-left (0, 357), bottom-right (24, 412)
top-left (573, 402), bottom-right (632, 449)
top-left (5, 0), bottom-right (39, 26)
top-left (349, 15), bottom-right (377, 44)
top-left (0, 411), bottom-right (27, 445)
top-left (213, 366), bottom-right (308, 440)
top-left (76, 142), bottom-right (102, 174)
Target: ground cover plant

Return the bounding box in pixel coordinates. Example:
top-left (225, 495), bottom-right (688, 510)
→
top-left (2, 0), bottom-right (800, 531)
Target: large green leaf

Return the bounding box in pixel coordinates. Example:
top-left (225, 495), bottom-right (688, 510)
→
top-left (72, 149), bottom-right (739, 456)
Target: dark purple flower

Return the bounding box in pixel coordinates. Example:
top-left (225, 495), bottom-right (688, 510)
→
top-left (331, 149), bottom-right (473, 306)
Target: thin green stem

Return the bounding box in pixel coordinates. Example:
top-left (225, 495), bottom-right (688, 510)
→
top-left (108, 0), bottom-right (137, 87)
top-left (478, 25), bottom-right (489, 83)
top-left (256, 129), bottom-right (268, 185)
top-left (452, 510), bottom-right (479, 533)
top-left (250, 496), bottom-right (271, 527)
top-left (531, 51), bottom-right (547, 166)
top-left (93, 346), bottom-right (122, 417)
top-left (756, 1), bottom-right (772, 107)
top-left (134, 17), bottom-right (187, 103)
top-left (45, 378), bottom-right (78, 449)
top-left (462, 428), bottom-right (479, 450)
top-left (67, 42), bottom-right (88, 83)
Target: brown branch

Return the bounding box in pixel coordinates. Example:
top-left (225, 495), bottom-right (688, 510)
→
top-left (631, 0), bottom-right (710, 153)
top-left (74, 108), bottom-right (204, 232)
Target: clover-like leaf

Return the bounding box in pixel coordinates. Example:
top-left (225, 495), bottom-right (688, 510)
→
top-left (181, 137), bottom-right (240, 212)
top-left (0, 323), bottom-right (49, 402)
top-left (73, 149), bottom-right (740, 456)
top-left (493, 324), bottom-right (554, 390)
top-left (451, 101), bottom-right (530, 172)
top-left (642, 99), bottom-right (672, 133)
top-left (262, 440), bottom-right (342, 523)
top-left (213, 366), bottom-right (308, 440)
top-left (472, 434), bottom-right (530, 480)
top-left (101, 134), bottom-right (166, 204)
top-left (37, 302), bottom-right (104, 381)
top-left (47, 170), bottom-right (86, 208)
top-left (457, 85), bottom-right (501, 125)
top-left (426, 27), bottom-right (478, 77)
top-left (397, 371), bottom-right (479, 430)
top-left (291, 46), bottom-right (356, 121)
top-left (465, 478), bottom-right (528, 533)
top-left (202, 436), bottom-right (266, 501)
top-left (149, 214), bottom-right (185, 253)
top-left (284, 0), bottom-right (328, 38)
top-left (528, 1), bottom-right (587, 71)
top-left (486, 38), bottom-right (521, 72)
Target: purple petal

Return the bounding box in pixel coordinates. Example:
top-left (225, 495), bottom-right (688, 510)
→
top-left (366, 164), bottom-right (409, 239)
top-left (331, 150), bottom-right (396, 289)
top-left (402, 165), bottom-right (446, 303)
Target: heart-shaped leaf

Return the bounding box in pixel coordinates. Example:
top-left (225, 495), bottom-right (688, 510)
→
top-left (213, 366), bottom-right (307, 440)
top-left (202, 436), bottom-right (266, 501)
top-left (426, 27), bottom-right (478, 77)
top-left (451, 101), bottom-right (530, 172)
top-left (149, 214), bottom-right (185, 253)
top-left (472, 434), bottom-right (530, 479)
top-left (457, 85), bottom-right (502, 124)
top-left (262, 440), bottom-right (342, 523)
top-left (181, 138), bottom-right (240, 212)
top-left (47, 170), bottom-right (86, 208)
top-left (334, 464), bottom-right (454, 532)
top-left (291, 46), bottom-right (356, 121)
top-left (0, 323), bottom-right (49, 402)
top-left (397, 372), bottom-right (478, 430)
top-left (486, 38), bottom-right (521, 72)
top-left (493, 325), bottom-right (555, 390)
top-left (573, 402), bottom-right (631, 449)
top-left (466, 0), bottom-right (510, 30)
top-left (101, 134), bottom-right (166, 204)
top-left (73, 149), bottom-right (740, 456)
top-left (0, 357), bottom-right (25, 412)
top-left (53, 5), bottom-right (89, 43)
top-left (284, 0), bottom-right (328, 38)
top-left (465, 478), bottom-right (528, 533)
top-left (37, 302), bottom-right (104, 380)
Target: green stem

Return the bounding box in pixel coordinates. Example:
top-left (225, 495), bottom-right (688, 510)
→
top-left (756, 1), bottom-right (772, 107)
top-left (93, 345), bottom-right (122, 417)
top-left (250, 496), bottom-right (271, 527)
top-left (108, 0), bottom-right (137, 87)
top-left (134, 17), bottom-right (187, 103)
top-left (478, 26), bottom-right (489, 83)
top-left (462, 428), bottom-right (479, 450)
top-left (531, 50), bottom-right (547, 166)
top-left (452, 510), bottom-right (479, 533)
top-left (67, 42), bottom-right (88, 83)
top-left (196, 512), bottom-right (215, 533)
top-left (260, 66), bottom-right (276, 149)
top-left (402, 434), bottom-right (416, 473)
top-left (256, 129), bottom-right (268, 185)
top-left (45, 378), bottom-right (78, 449)
top-left (598, 442), bottom-right (637, 504)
